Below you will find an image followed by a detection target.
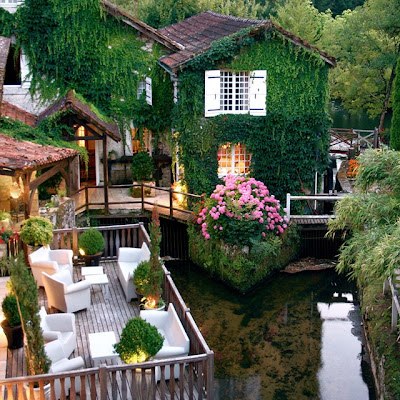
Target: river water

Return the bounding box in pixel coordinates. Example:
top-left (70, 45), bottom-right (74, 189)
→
top-left (167, 262), bottom-right (376, 400)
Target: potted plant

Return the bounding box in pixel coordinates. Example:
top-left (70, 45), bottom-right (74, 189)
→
top-left (1, 292), bottom-right (24, 349)
top-left (130, 151), bottom-right (155, 197)
top-left (133, 260), bottom-right (150, 299)
top-left (7, 254), bottom-right (51, 395)
top-left (142, 207), bottom-right (164, 310)
top-left (78, 228), bottom-right (105, 266)
top-left (19, 216), bottom-right (54, 247)
top-left (114, 317), bottom-right (164, 364)
top-left (108, 149), bottom-right (118, 160)
top-left (0, 210), bottom-right (11, 229)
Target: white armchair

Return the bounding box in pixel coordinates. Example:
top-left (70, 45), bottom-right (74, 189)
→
top-left (42, 270), bottom-right (91, 313)
top-left (29, 246), bottom-right (73, 287)
top-left (45, 339), bottom-right (84, 399)
top-left (117, 243), bottom-right (150, 301)
top-left (39, 307), bottom-right (76, 358)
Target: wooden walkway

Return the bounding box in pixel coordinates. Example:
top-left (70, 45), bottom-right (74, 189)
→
top-left (6, 260), bottom-right (139, 378)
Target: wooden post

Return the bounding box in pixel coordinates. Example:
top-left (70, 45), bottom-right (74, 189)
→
top-left (285, 193), bottom-right (291, 221)
top-left (207, 351), bottom-right (215, 400)
top-left (85, 186), bottom-right (89, 213)
top-left (392, 293), bottom-right (398, 333)
top-left (169, 187), bottom-right (173, 217)
top-left (72, 227), bottom-right (78, 261)
top-left (99, 364), bottom-right (108, 400)
top-left (383, 278), bottom-right (389, 295)
top-left (141, 183), bottom-right (145, 211)
top-left (374, 127), bottom-right (379, 149)
top-left (103, 136), bottom-right (109, 215)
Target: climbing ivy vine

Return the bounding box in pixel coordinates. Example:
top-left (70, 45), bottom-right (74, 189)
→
top-left (175, 29), bottom-right (331, 200)
top-left (1, 0), bottom-right (172, 146)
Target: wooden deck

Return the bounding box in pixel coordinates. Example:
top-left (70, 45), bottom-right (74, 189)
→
top-left (7, 260), bottom-right (139, 378)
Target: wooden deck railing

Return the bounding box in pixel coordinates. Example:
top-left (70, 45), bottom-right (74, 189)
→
top-left (1, 223), bottom-right (214, 399)
top-left (52, 223), bottom-right (150, 260)
top-left (72, 183), bottom-right (203, 219)
top-left (329, 128), bottom-right (379, 153)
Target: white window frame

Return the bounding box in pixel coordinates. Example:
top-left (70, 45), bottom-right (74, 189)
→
top-left (137, 77), bottom-right (152, 106)
top-left (217, 143), bottom-right (252, 177)
top-left (205, 70), bottom-right (266, 117)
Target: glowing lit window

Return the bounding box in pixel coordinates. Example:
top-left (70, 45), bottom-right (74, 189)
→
top-left (217, 143), bottom-right (251, 177)
top-left (77, 126), bottom-right (85, 147)
top-left (131, 128), bottom-right (152, 154)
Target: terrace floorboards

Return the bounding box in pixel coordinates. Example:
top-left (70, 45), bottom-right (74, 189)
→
top-left (6, 260), bottom-right (140, 378)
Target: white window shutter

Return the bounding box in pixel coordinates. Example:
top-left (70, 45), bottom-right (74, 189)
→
top-left (20, 52), bottom-right (30, 88)
top-left (249, 70), bottom-right (266, 116)
top-left (145, 77), bottom-right (152, 106)
top-left (205, 70), bottom-right (220, 117)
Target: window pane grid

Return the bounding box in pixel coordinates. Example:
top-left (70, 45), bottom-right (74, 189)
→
top-left (218, 143), bottom-right (252, 176)
top-left (220, 71), bottom-right (249, 112)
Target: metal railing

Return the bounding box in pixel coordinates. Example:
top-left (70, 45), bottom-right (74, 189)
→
top-left (383, 275), bottom-right (400, 334)
top-left (285, 193), bottom-right (345, 222)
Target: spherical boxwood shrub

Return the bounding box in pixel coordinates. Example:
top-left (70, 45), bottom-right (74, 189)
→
top-left (130, 151), bottom-right (154, 182)
top-left (196, 175), bottom-right (288, 246)
top-left (114, 317), bottom-right (164, 364)
top-left (19, 216), bottom-right (54, 246)
top-left (1, 293), bottom-right (22, 327)
top-left (78, 228), bottom-right (105, 255)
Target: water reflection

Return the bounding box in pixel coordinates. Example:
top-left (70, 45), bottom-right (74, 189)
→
top-left (167, 262), bottom-right (375, 400)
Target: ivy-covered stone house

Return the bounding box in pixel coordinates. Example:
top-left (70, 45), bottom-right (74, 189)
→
top-left (0, 0), bottom-right (179, 188)
top-left (158, 12), bottom-right (336, 200)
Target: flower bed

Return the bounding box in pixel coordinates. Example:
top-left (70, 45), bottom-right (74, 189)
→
top-left (196, 175), bottom-right (288, 246)
top-left (192, 176), bottom-right (298, 292)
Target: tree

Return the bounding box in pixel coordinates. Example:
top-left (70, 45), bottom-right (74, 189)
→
top-left (327, 149), bottom-right (400, 284)
top-left (320, 0), bottom-right (400, 130)
top-left (390, 56), bottom-right (400, 149)
top-left (271, 0), bottom-right (325, 45)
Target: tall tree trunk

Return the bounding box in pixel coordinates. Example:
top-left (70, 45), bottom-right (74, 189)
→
top-left (379, 44), bottom-right (400, 133)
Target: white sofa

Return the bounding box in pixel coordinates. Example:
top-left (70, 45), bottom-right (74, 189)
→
top-left (140, 303), bottom-right (190, 380)
top-left (42, 270), bottom-right (91, 313)
top-left (45, 339), bottom-right (84, 399)
top-left (28, 246), bottom-right (73, 287)
top-left (117, 243), bottom-right (150, 301)
top-left (39, 306), bottom-right (77, 358)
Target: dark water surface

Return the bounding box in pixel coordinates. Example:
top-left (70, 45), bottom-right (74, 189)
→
top-left (167, 262), bottom-right (376, 400)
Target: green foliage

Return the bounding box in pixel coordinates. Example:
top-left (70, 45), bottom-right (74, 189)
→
top-left (133, 260), bottom-right (151, 295)
top-left (312, 0), bottom-right (365, 16)
top-left (7, 253), bottom-right (51, 375)
top-left (188, 224), bottom-right (299, 292)
top-left (37, 169), bottom-right (62, 201)
top-left (2, 293), bottom-right (22, 327)
top-left (130, 151), bottom-right (154, 182)
top-left (320, 0), bottom-right (400, 121)
top-left (78, 228), bottom-right (105, 255)
top-left (175, 30), bottom-right (330, 199)
top-left (328, 149), bottom-right (400, 284)
top-left (0, 211), bottom-right (11, 221)
top-left (19, 217), bottom-right (54, 246)
top-left (114, 317), bottom-right (164, 364)
top-left (390, 56), bottom-right (400, 150)
top-left (272, 0), bottom-right (326, 45)
top-left (0, 8), bottom-right (15, 36)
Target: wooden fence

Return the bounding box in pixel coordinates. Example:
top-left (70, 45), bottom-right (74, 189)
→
top-left (329, 128), bottom-right (379, 154)
top-left (73, 183), bottom-right (202, 220)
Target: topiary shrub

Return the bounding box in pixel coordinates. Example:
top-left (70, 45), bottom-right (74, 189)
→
top-left (114, 317), bottom-right (164, 364)
top-left (133, 260), bottom-right (150, 295)
top-left (2, 293), bottom-right (22, 327)
top-left (19, 216), bottom-right (54, 246)
top-left (131, 151), bottom-right (154, 182)
top-left (78, 228), bottom-right (105, 255)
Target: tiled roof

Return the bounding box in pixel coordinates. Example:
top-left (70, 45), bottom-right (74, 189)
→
top-left (0, 133), bottom-right (78, 175)
top-left (159, 11), bottom-right (336, 71)
top-left (37, 90), bottom-right (122, 142)
top-left (1, 101), bottom-right (36, 127)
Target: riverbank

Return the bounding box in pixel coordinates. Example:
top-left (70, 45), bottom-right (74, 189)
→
top-left (361, 279), bottom-right (400, 400)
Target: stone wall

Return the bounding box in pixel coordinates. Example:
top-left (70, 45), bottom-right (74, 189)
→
top-left (41, 198), bottom-right (75, 229)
